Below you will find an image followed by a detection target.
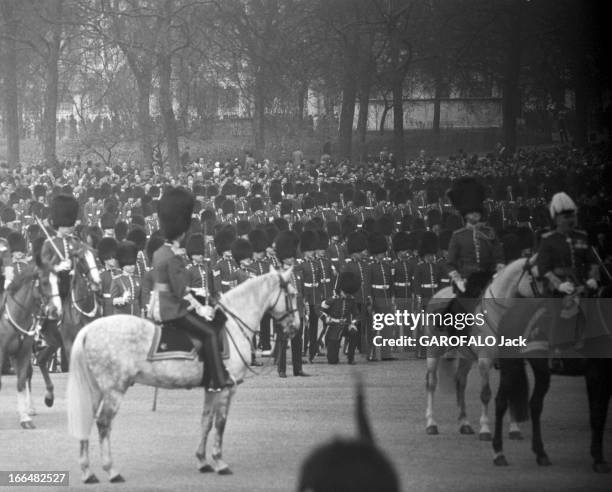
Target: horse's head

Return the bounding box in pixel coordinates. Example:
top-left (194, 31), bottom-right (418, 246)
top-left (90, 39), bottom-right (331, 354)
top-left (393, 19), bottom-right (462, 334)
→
top-left (270, 267), bottom-right (301, 338)
top-left (7, 266), bottom-right (57, 319)
top-left (516, 255), bottom-right (543, 298)
top-left (71, 242), bottom-right (101, 292)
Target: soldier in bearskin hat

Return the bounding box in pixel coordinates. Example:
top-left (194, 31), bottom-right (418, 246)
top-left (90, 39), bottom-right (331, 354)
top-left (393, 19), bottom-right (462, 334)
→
top-left (110, 241), bottom-right (142, 316)
top-left (3, 231), bottom-right (29, 290)
top-left (151, 186), bottom-right (233, 392)
top-left (299, 230), bottom-right (322, 363)
top-left (98, 237), bottom-right (120, 317)
top-left (249, 228), bottom-right (273, 352)
top-left (212, 228), bottom-right (237, 296)
top-left (126, 227), bottom-right (148, 278)
top-left (186, 233), bottom-right (212, 306)
top-left (319, 271), bottom-right (360, 364)
top-left (273, 230), bottom-right (309, 378)
top-left (446, 177), bottom-right (504, 295)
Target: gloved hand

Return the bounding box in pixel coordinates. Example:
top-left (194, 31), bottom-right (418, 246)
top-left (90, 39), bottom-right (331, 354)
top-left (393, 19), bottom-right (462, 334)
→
top-left (586, 278), bottom-right (598, 290)
top-left (196, 304), bottom-right (215, 320)
top-left (455, 279), bottom-right (466, 293)
top-left (54, 259), bottom-right (72, 272)
top-left (558, 281), bottom-right (575, 295)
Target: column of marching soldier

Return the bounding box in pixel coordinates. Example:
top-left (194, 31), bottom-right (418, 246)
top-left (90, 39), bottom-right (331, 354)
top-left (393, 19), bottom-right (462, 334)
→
top-left (0, 177), bottom-right (556, 377)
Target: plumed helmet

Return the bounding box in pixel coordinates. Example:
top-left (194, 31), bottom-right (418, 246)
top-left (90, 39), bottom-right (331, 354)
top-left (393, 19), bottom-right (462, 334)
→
top-left (97, 237), bottom-right (118, 262)
top-left (438, 229), bottom-right (453, 251)
top-left (7, 231), bottom-right (26, 253)
top-left (447, 177), bottom-right (486, 216)
top-left (275, 230), bottom-right (299, 261)
top-left (222, 199), bottom-right (235, 215)
top-left (317, 230), bottom-right (329, 250)
top-left (248, 229), bottom-right (269, 253)
top-left (300, 230), bottom-right (318, 252)
top-left (368, 233), bottom-right (387, 255)
top-left (50, 194), bottom-right (79, 228)
top-left (377, 215), bottom-right (394, 236)
top-left (158, 187), bottom-right (194, 241)
top-left (146, 235), bottom-right (165, 262)
top-left (126, 227), bottom-right (147, 250)
top-left (337, 271), bottom-right (360, 295)
top-left (347, 231), bottom-right (368, 254)
top-left (549, 192), bottom-right (576, 218)
top-left (231, 238), bottom-right (252, 263)
top-left (392, 231), bottom-right (410, 253)
top-left (280, 199), bottom-right (293, 216)
top-left (116, 240), bottom-right (138, 267)
top-left (214, 228), bottom-right (235, 255)
top-left (418, 231), bottom-right (439, 256)
top-left (100, 212), bottom-right (115, 230)
top-left (186, 233), bottom-right (205, 256)
top-left (327, 220), bottom-right (341, 238)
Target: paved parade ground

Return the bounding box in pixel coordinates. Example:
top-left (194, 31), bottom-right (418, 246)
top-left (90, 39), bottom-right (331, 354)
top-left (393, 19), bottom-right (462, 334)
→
top-left (0, 356), bottom-right (610, 492)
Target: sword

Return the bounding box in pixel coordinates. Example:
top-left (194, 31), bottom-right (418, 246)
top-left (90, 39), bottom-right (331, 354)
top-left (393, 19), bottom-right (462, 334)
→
top-left (591, 246), bottom-right (612, 282)
top-left (33, 215), bottom-right (65, 261)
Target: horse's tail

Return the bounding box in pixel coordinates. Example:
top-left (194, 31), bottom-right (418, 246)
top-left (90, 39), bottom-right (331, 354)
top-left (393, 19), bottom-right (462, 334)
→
top-left (67, 326), bottom-right (102, 440)
top-left (502, 359), bottom-right (530, 423)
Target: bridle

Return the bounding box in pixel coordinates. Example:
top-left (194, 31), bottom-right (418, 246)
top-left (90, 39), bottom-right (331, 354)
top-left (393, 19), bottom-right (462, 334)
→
top-left (3, 274), bottom-right (49, 338)
top-left (69, 249), bottom-right (100, 318)
top-left (268, 272), bottom-right (299, 323)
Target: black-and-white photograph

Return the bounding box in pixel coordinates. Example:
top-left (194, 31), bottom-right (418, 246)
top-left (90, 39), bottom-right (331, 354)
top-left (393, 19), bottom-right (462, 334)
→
top-left (0, 0), bottom-right (611, 490)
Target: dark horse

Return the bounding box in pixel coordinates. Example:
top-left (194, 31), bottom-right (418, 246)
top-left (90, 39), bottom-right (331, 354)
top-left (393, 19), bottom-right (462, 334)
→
top-left (492, 283), bottom-right (612, 473)
top-left (36, 242), bottom-right (100, 407)
top-left (0, 266), bottom-right (54, 428)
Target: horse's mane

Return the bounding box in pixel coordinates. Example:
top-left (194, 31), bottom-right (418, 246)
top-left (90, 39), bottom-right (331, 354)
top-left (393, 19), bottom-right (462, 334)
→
top-left (221, 272), bottom-right (275, 307)
top-left (7, 266), bottom-right (38, 295)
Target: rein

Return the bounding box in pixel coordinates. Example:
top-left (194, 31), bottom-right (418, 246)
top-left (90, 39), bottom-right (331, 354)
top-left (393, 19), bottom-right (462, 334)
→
top-left (69, 257), bottom-right (99, 318)
top-left (3, 278), bottom-right (44, 338)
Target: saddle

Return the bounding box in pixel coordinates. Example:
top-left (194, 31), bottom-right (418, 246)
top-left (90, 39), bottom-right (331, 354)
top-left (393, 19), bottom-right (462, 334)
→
top-left (147, 320), bottom-right (231, 362)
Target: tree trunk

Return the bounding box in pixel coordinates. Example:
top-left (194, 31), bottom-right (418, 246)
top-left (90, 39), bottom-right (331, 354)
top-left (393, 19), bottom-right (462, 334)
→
top-left (356, 51), bottom-right (373, 162)
top-left (392, 75), bottom-right (405, 166)
top-left (135, 71), bottom-right (153, 169)
top-left (159, 54), bottom-right (179, 174)
top-left (252, 69), bottom-right (266, 157)
top-left (502, 4), bottom-right (523, 153)
top-left (432, 72), bottom-right (443, 143)
top-left (1, 0), bottom-right (19, 167)
top-left (41, 0), bottom-right (62, 168)
top-left (379, 98), bottom-right (391, 134)
top-left (338, 39), bottom-right (359, 160)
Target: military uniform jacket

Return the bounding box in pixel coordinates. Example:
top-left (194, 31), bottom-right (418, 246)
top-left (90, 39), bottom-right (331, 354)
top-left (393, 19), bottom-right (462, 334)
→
top-left (3, 257), bottom-right (31, 289)
top-left (320, 295), bottom-right (359, 328)
top-left (110, 271), bottom-right (142, 316)
top-left (341, 258), bottom-right (370, 306)
top-left (228, 266), bottom-right (255, 286)
top-left (536, 229), bottom-right (596, 285)
top-left (212, 256), bottom-right (239, 295)
top-left (327, 240), bottom-right (346, 272)
top-left (413, 260), bottom-right (444, 301)
top-left (367, 259), bottom-right (394, 309)
top-left (140, 269), bottom-right (155, 317)
top-left (297, 257), bottom-right (321, 306)
top-left (447, 225), bottom-right (504, 277)
top-left (187, 263), bottom-right (213, 299)
top-left (392, 256), bottom-right (416, 301)
top-left (151, 243), bottom-right (191, 321)
top-left (317, 256), bottom-right (336, 301)
top-left (100, 267), bottom-right (121, 316)
top-left (250, 257), bottom-right (272, 277)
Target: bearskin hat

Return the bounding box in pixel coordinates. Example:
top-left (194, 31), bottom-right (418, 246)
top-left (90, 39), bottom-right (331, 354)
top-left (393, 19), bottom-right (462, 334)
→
top-left (304, 220), bottom-right (319, 232)
top-left (100, 212), bottom-right (115, 230)
top-left (231, 238), bottom-right (252, 263)
top-left (427, 209), bottom-right (441, 227)
top-left (283, 182), bottom-right (294, 195)
top-left (222, 199), bottom-right (235, 215)
top-left (265, 225), bottom-right (280, 246)
top-left (214, 228), bottom-right (235, 255)
top-left (1, 207), bottom-right (16, 224)
top-left (336, 271), bottom-right (360, 295)
top-left (34, 184), bottom-right (47, 199)
top-left (280, 199), bottom-right (293, 216)
top-left (362, 217), bottom-right (377, 235)
top-left (393, 190), bottom-right (407, 205)
top-left (302, 196), bottom-right (315, 211)
top-left (146, 235), bottom-right (165, 262)
top-left (375, 187), bottom-right (387, 202)
top-left (392, 231), bottom-right (410, 253)
top-left (97, 237), bottom-right (118, 262)
top-left (317, 230), bottom-right (329, 250)
top-left (419, 231), bottom-right (439, 256)
top-left (273, 217), bottom-right (289, 232)
top-left (438, 229), bottom-right (453, 251)
top-left (270, 188), bottom-right (283, 205)
top-left (407, 231), bottom-right (421, 251)
top-left (443, 213), bottom-right (463, 231)
top-left (250, 197), bottom-right (264, 212)
top-left (400, 214), bottom-right (413, 232)
top-left (347, 231), bottom-right (367, 255)
top-left (275, 230), bottom-right (299, 261)
top-left (341, 216), bottom-right (356, 238)
top-left (343, 188), bottom-right (354, 203)
top-left (412, 217), bottom-right (426, 231)
top-left (236, 220), bottom-right (251, 237)
top-left (300, 230), bottom-right (318, 252)
top-left (50, 194), bottom-right (79, 228)
top-left (193, 184), bottom-right (206, 199)
top-left (116, 240), bottom-right (138, 267)
top-left (126, 227), bottom-right (147, 250)
top-left (186, 233), bottom-right (205, 257)
top-left (248, 229), bottom-right (268, 253)
top-left (157, 187), bottom-right (194, 241)
top-left (114, 221), bottom-right (128, 241)
top-left (327, 190), bottom-right (340, 204)
top-left (377, 215), bottom-right (394, 236)
top-left (353, 191), bottom-right (366, 207)
top-left (327, 221), bottom-right (341, 238)
top-left (200, 208), bottom-right (216, 224)
top-left (132, 214), bottom-right (145, 229)
top-left (292, 221), bottom-right (303, 236)
top-left (368, 233), bottom-right (387, 255)
top-left (213, 195), bottom-right (226, 210)
top-left (251, 182), bottom-right (263, 196)
top-left (447, 177), bottom-right (486, 216)
top-left (7, 231), bottom-right (26, 253)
